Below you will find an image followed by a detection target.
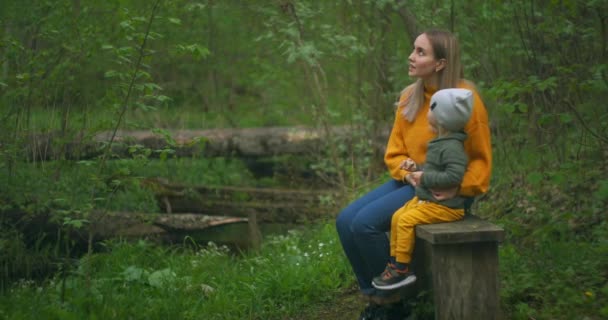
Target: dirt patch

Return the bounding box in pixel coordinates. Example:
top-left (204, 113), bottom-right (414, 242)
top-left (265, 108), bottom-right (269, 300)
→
top-left (289, 285), bottom-right (364, 320)
top-left (288, 285), bottom-right (428, 320)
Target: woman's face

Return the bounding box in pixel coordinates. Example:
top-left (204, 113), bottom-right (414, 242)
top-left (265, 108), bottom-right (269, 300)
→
top-left (408, 34), bottom-right (442, 81)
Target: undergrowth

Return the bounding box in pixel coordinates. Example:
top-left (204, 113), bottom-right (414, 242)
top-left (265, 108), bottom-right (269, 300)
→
top-left (0, 157), bottom-right (257, 216)
top-left (2, 145), bottom-right (607, 319)
top-left (0, 223), bottom-right (351, 320)
top-left (475, 142), bottom-right (608, 320)
top-left (500, 241), bottom-right (608, 319)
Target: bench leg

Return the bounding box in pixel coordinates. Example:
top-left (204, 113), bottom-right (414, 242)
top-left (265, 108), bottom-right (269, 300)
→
top-left (430, 242), bottom-right (502, 320)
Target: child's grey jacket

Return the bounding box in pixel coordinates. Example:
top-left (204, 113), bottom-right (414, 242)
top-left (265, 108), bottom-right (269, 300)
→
top-left (416, 131), bottom-right (468, 209)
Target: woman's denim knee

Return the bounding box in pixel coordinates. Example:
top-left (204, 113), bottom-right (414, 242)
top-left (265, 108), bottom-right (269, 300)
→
top-left (336, 207), bottom-right (355, 236)
top-left (350, 213), bottom-right (378, 235)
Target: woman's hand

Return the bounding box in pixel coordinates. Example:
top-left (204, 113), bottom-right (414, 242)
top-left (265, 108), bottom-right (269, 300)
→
top-left (400, 159), bottom-right (418, 172)
top-left (430, 186), bottom-right (460, 201)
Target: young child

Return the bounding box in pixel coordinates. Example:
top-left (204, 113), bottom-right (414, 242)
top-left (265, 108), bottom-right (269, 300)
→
top-left (372, 88), bottom-right (474, 290)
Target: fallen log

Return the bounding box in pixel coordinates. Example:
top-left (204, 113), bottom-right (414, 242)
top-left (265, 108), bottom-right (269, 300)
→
top-left (5, 180), bottom-right (337, 251)
top-left (90, 211), bottom-right (249, 238)
top-left (142, 178), bottom-right (338, 223)
top-left (91, 211), bottom-right (261, 250)
top-left (4, 209), bottom-right (252, 250)
top-left (23, 125), bottom-right (390, 160)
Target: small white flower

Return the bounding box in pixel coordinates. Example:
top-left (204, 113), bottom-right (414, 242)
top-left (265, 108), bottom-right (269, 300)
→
top-left (200, 284), bottom-right (215, 297)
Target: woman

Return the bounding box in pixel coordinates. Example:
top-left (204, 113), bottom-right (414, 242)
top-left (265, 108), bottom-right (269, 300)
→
top-left (335, 29), bottom-right (492, 319)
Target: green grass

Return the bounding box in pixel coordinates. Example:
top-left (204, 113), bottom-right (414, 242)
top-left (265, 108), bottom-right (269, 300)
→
top-left (3, 220), bottom-right (607, 319)
top-left (0, 222), bottom-right (352, 320)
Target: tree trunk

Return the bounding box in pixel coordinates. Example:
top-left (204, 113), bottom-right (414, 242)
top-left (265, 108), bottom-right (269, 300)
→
top-left (395, 1), bottom-right (419, 41)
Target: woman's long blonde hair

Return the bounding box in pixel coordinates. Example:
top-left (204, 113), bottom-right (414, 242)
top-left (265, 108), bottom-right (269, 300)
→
top-left (400, 29), bottom-right (464, 122)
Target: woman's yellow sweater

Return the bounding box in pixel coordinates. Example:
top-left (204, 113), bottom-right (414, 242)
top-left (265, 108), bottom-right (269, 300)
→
top-left (384, 82), bottom-right (492, 197)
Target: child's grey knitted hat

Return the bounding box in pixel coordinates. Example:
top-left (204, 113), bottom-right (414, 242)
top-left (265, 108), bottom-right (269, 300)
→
top-left (430, 88), bottom-right (473, 132)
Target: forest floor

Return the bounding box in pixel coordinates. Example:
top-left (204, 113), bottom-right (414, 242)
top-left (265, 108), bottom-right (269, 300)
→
top-left (291, 285), bottom-right (363, 320)
top-left (291, 285), bottom-right (420, 320)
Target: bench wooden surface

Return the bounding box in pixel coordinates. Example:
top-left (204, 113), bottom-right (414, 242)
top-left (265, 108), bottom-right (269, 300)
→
top-left (416, 214), bottom-right (505, 244)
top-left (405, 215), bottom-right (505, 320)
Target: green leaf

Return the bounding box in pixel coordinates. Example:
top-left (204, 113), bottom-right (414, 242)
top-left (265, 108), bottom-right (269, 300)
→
top-left (516, 103), bottom-right (528, 113)
top-left (538, 114), bottom-right (552, 125)
top-left (16, 73), bottom-right (30, 81)
top-left (177, 44), bottom-right (210, 59)
top-left (104, 70), bottom-right (119, 78)
top-left (168, 17), bottom-right (181, 25)
top-left (122, 265), bottom-right (147, 282)
top-left (62, 217), bottom-right (89, 229)
top-left (119, 20), bottom-right (134, 31)
top-left (155, 95), bottom-right (172, 103)
top-left (148, 268), bottom-right (176, 288)
top-left (186, 3), bottom-right (206, 11)
top-left (559, 113), bottom-right (573, 123)
top-left (143, 83), bottom-right (162, 91)
top-left (503, 103), bottom-right (515, 113)
top-left (152, 128), bottom-right (177, 146)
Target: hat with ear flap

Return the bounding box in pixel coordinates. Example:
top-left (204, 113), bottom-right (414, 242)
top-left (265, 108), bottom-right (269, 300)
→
top-left (430, 88), bottom-right (473, 132)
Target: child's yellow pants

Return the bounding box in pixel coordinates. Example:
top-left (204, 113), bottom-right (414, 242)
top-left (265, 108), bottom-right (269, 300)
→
top-left (390, 196), bottom-right (464, 264)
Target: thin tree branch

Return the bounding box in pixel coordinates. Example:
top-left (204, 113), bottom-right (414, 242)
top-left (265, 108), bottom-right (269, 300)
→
top-left (85, 0), bottom-right (163, 283)
top-left (98, 0), bottom-right (163, 173)
top-left (565, 99), bottom-right (608, 144)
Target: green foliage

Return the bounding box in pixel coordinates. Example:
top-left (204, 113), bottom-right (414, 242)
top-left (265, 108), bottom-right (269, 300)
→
top-left (0, 223), bottom-right (352, 320)
top-left (0, 157), bottom-right (256, 216)
top-left (476, 137), bottom-right (607, 319)
top-left (127, 157), bottom-right (257, 186)
top-left (0, 227), bottom-right (57, 291)
top-left (0, 154), bottom-right (257, 289)
top-left (479, 140), bottom-right (606, 243)
top-left (0, 161), bottom-right (149, 216)
top-left (500, 241), bottom-right (608, 319)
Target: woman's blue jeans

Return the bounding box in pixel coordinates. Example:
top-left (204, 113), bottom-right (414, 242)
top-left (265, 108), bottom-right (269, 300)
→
top-left (335, 179), bottom-right (415, 296)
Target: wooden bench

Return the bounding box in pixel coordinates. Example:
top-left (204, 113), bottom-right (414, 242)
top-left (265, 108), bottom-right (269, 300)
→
top-left (400, 215), bottom-right (505, 319)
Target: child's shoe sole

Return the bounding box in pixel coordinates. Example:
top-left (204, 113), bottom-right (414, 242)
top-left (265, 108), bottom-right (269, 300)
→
top-left (372, 274), bottom-right (417, 290)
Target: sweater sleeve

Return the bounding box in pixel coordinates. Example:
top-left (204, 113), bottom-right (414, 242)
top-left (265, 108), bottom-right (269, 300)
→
top-left (460, 89), bottom-right (492, 196)
top-left (384, 107), bottom-right (410, 182)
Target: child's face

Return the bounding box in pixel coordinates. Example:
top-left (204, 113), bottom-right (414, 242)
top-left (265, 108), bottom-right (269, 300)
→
top-left (427, 109), bottom-right (438, 134)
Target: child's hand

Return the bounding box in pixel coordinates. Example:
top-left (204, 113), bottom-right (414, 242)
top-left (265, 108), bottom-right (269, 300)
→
top-left (400, 159), bottom-right (418, 172)
top-left (406, 171), bottom-right (423, 187)
top-left (430, 186), bottom-right (459, 201)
